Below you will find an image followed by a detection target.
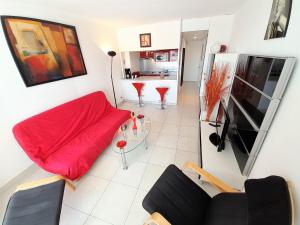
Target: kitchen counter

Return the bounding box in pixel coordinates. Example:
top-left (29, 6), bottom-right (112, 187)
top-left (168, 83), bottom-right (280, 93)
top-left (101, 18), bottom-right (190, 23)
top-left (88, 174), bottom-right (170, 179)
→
top-left (121, 75), bottom-right (177, 81)
top-left (121, 76), bottom-right (178, 104)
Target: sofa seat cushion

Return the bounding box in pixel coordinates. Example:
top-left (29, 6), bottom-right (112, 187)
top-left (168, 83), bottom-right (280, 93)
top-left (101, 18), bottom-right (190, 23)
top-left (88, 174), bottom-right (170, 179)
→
top-left (44, 109), bottom-right (130, 180)
top-left (143, 165), bottom-right (211, 225)
top-left (204, 193), bottom-right (247, 225)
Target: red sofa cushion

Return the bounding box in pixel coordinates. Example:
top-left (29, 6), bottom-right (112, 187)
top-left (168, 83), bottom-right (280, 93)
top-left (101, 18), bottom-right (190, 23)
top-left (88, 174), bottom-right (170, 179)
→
top-left (13, 91), bottom-right (131, 179)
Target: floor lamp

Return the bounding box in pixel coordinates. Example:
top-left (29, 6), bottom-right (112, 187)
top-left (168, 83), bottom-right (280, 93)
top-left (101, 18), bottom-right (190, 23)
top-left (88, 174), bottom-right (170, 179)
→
top-left (108, 50), bottom-right (118, 108)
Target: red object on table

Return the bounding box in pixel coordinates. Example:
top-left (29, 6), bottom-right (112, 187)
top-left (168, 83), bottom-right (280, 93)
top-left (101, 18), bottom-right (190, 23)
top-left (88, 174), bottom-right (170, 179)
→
top-left (132, 117), bottom-right (137, 130)
top-left (132, 82), bottom-right (144, 97)
top-left (13, 91), bottom-right (131, 180)
top-left (156, 87), bottom-right (169, 102)
top-left (117, 140), bottom-right (127, 149)
top-left (137, 114), bottom-right (144, 119)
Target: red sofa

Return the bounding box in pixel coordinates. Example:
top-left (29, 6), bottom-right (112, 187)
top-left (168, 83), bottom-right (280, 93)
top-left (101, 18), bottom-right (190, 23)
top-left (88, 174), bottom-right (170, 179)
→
top-left (13, 91), bottom-right (131, 180)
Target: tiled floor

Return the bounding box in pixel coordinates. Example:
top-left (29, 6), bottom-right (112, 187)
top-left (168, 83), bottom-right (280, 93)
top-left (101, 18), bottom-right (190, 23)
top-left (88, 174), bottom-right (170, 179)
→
top-left (0, 82), bottom-right (217, 225)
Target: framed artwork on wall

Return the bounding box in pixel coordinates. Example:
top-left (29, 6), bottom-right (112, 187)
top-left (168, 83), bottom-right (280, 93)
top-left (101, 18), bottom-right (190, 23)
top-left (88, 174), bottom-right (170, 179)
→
top-left (139, 33), bottom-right (151, 48)
top-left (1, 16), bottom-right (87, 87)
top-left (264, 0), bottom-right (293, 40)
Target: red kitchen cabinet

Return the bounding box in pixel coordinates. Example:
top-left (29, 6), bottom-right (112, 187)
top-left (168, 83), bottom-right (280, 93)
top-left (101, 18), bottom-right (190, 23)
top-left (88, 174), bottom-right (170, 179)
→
top-left (140, 51), bottom-right (154, 59)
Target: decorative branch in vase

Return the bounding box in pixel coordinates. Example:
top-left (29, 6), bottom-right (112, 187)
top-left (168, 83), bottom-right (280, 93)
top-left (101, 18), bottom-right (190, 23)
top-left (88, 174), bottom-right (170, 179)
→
top-left (204, 63), bottom-right (230, 121)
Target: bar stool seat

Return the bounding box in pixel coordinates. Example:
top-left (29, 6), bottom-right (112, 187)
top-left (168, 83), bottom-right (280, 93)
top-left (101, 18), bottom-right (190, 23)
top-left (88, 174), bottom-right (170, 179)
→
top-left (132, 82), bottom-right (144, 107)
top-left (156, 87), bottom-right (169, 109)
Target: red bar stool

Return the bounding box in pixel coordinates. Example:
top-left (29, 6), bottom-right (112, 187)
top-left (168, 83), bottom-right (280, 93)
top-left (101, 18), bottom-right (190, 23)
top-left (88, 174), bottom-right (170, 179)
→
top-left (132, 82), bottom-right (144, 107)
top-left (116, 140), bottom-right (128, 170)
top-left (155, 87), bottom-right (169, 109)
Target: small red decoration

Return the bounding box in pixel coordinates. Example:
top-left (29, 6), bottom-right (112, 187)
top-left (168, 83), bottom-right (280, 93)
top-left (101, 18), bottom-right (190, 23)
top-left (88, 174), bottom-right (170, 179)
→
top-left (132, 117), bottom-right (137, 130)
top-left (117, 140), bottom-right (127, 149)
top-left (137, 114), bottom-right (144, 119)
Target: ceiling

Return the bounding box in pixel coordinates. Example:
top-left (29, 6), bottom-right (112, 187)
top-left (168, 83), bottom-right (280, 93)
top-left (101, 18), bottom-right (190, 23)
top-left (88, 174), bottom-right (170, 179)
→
top-left (3, 0), bottom-right (247, 28)
top-left (183, 31), bottom-right (208, 42)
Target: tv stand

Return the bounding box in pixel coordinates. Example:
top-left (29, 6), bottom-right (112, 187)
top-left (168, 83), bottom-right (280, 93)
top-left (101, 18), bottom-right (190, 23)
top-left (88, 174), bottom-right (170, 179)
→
top-left (199, 120), bottom-right (246, 190)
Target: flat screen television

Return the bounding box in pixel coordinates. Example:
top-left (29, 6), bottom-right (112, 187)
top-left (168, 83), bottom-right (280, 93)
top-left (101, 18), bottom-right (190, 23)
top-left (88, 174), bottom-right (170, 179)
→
top-left (209, 100), bottom-right (230, 152)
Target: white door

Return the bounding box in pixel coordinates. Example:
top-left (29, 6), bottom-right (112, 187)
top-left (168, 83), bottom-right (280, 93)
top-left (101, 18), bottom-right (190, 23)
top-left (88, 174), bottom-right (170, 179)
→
top-left (183, 40), bottom-right (205, 82)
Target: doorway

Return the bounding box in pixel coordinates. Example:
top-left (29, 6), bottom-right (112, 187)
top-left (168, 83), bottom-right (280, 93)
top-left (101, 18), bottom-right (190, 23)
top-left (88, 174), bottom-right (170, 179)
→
top-left (181, 31), bottom-right (208, 84)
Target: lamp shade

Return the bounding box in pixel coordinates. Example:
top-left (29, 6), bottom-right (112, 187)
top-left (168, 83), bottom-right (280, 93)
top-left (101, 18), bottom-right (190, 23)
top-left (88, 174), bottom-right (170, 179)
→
top-left (108, 51), bottom-right (116, 57)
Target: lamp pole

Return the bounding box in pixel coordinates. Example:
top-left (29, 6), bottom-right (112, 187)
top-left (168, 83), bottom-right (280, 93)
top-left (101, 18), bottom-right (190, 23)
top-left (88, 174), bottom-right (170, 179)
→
top-left (108, 51), bottom-right (118, 108)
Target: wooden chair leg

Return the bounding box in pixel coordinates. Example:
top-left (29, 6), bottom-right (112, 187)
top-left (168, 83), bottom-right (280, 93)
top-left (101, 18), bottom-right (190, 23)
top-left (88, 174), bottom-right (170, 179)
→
top-left (143, 212), bottom-right (171, 225)
top-left (15, 175), bottom-right (76, 192)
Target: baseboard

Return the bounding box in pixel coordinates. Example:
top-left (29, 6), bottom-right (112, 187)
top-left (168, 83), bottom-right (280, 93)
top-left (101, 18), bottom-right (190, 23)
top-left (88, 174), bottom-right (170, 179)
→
top-left (0, 164), bottom-right (36, 194)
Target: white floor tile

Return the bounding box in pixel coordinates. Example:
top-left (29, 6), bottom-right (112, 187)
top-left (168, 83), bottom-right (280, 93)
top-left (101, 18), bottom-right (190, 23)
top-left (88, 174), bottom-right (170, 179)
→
top-left (139, 164), bottom-right (166, 191)
top-left (88, 154), bottom-right (120, 180)
top-left (92, 182), bottom-right (137, 225)
top-left (161, 124), bottom-right (180, 136)
top-left (147, 132), bottom-right (159, 146)
top-left (150, 121), bottom-right (163, 133)
top-left (175, 150), bottom-right (199, 169)
top-left (125, 189), bottom-right (149, 225)
top-left (112, 162), bottom-right (147, 188)
top-left (180, 125), bottom-right (199, 138)
top-left (60, 205), bottom-right (88, 225)
top-left (64, 176), bottom-right (109, 214)
top-left (156, 134), bottom-right (178, 149)
top-left (84, 216), bottom-right (112, 225)
top-left (177, 136), bottom-right (199, 153)
top-left (149, 146), bottom-right (176, 166)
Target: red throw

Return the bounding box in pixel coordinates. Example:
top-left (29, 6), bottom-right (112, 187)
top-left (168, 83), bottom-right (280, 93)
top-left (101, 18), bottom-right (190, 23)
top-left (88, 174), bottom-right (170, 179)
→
top-left (13, 91), bottom-right (131, 180)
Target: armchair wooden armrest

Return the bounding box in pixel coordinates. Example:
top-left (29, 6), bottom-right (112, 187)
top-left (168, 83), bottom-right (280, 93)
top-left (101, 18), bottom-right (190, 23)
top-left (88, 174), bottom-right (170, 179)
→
top-left (15, 175), bottom-right (75, 192)
top-left (144, 212), bottom-right (171, 225)
top-left (184, 162), bottom-right (239, 193)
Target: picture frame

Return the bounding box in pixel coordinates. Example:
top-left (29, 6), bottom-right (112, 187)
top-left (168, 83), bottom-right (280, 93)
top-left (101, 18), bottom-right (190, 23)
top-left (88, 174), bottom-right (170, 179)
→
top-left (264, 0), bottom-right (293, 40)
top-left (139, 33), bottom-right (151, 48)
top-left (1, 16), bottom-right (87, 87)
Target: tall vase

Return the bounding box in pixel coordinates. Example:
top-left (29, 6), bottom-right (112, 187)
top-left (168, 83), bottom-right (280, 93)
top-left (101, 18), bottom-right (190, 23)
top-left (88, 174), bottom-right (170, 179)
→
top-left (132, 117), bottom-right (137, 136)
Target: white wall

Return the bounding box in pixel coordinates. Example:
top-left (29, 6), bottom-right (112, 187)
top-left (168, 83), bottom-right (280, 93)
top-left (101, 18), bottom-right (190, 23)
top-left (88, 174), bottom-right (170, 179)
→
top-left (183, 40), bottom-right (204, 81)
top-left (0, 2), bottom-right (122, 188)
top-left (230, 0), bottom-right (300, 221)
top-left (182, 16), bottom-right (235, 89)
top-left (129, 52), bottom-right (140, 72)
top-left (182, 17), bottom-right (210, 32)
top-left (118, 20), bottom-right (181, 52)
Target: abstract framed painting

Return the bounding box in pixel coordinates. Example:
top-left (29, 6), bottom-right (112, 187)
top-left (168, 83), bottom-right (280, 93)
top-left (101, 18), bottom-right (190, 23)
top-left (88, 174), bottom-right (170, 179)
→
top-left (139, 33), bottom-right (151, 48)
top-left (1, 16), bottom-right (87, 87)
top-left (264, 0), bottom-right (293, 40)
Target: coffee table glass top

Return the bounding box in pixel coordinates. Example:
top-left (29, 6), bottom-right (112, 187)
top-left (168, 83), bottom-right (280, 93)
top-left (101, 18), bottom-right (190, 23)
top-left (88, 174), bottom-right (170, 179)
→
top-left (112, 116), bottom-right (151, 154)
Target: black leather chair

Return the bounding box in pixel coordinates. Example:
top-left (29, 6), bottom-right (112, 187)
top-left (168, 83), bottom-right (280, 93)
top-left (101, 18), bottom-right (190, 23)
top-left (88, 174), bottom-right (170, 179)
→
top-left (142, 162), bottom-right (294, 225)
top-left (2, 176), bottom-right (74, 225)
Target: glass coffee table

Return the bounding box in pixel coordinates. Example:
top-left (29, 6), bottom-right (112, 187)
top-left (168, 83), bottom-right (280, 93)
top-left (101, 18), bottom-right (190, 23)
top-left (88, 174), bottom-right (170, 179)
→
top-left (112, 116), bottom-right (151, 170)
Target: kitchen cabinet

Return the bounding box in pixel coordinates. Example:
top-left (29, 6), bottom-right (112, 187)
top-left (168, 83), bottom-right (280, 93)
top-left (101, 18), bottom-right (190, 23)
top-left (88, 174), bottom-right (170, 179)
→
top-left (140, 51), bottom-right (154, 59)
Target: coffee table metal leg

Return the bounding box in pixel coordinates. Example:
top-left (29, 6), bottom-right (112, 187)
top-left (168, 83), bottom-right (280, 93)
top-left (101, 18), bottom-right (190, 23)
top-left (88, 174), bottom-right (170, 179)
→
top-left (120, 150), bottom-right (128, 170)
top-left (144, 137), bottom-right (148, 150)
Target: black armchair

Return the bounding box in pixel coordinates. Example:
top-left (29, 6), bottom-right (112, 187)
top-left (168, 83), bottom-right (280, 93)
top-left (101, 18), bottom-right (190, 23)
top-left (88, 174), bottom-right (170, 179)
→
top-left (2, 175), bottom-right (75, 225)
top-left (142, 162), bottom-right (294, 225)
